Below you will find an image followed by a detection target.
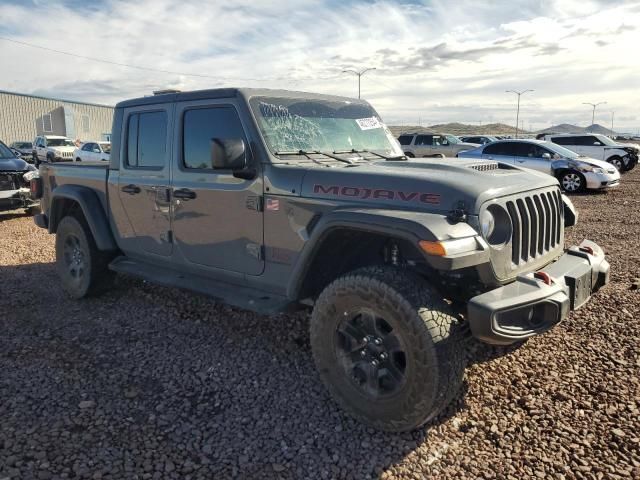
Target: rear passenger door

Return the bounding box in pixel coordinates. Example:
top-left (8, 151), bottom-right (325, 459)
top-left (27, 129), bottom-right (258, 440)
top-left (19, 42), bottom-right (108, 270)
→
top-left (413, 135), bottom-right (432, 156)
top-left (115, 106), bottom-right (173, 258)
top-left (171, 100), bottom-right (264, 275)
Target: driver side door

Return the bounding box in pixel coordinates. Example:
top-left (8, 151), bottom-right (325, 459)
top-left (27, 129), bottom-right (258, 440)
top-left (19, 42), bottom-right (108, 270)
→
top-left (513, 143), bottom-right (553, 174)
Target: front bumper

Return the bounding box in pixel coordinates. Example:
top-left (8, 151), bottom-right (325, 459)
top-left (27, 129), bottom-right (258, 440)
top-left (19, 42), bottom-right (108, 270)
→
top-left (585, 171), bottom-right (620, 190)
top-left (0, 188), bottom-right (37, 212)
top-left (468, 239), bottom-right (609, 345)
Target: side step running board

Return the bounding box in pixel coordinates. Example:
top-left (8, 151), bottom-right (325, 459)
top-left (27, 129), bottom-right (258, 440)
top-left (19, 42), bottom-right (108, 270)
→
top-left (109, 256), bottom-right (292, 315)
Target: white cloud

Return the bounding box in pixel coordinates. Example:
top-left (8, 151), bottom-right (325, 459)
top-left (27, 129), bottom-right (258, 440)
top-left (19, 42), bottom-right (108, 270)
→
top-left (0, 0), bottom-right (639, 131)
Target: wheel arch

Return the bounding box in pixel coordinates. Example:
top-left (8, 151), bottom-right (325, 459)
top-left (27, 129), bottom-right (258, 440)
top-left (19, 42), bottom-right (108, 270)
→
top-left (49, 185), bottom-right (117, 251)
top-left (287, 209), bottom-right (477, 301)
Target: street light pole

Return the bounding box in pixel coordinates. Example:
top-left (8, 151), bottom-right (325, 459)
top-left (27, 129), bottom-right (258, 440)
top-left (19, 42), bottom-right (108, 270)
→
top-left (342, 67), bottom-right (377, 99)
top-left (505, 89), bottom-right (534, 138)
top-left (610, 111), bottom-right (615, 134)
top-left (582, 101), bottom-right (607, 131)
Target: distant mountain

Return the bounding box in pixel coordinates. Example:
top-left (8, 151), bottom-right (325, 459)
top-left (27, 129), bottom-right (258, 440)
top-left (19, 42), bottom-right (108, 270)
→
top-left (388, 122), bottom-right (527, 137)
top-left (535, 123), bottom-right (615, 136)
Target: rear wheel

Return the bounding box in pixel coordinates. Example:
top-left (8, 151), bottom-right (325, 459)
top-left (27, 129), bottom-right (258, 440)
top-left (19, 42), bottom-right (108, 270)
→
top-left (558, 170), bottom-right (586, 193)
top-left (310, 266), bottom-right (466, 432)
top-left (55, 215), bottom-right (113, 298)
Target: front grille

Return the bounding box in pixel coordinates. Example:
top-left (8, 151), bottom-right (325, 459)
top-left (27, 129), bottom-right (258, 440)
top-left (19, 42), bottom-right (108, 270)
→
top-left (506, 189), bottom-right (562, 265)
top-left (60, 151), bottom-right (73, 158)
top-left (0, 174), bottom-right (17, 191)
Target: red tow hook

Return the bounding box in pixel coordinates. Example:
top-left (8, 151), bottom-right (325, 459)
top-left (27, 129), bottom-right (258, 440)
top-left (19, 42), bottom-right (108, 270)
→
top-left (579, 246), bottom-right (594, 255)
top-left (534, 271), bottom-right (553, 285)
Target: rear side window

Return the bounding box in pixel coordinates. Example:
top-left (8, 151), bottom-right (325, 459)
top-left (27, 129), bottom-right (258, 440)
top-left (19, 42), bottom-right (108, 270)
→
top-left (126, 111), bottom-right (167, 168)
top-left (398, 135), bottom-right (413, 145)
top-left (182, 106), bottom-right (247, 170)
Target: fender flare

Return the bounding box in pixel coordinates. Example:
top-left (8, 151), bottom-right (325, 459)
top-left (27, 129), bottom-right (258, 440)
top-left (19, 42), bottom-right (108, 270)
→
top-left (49, 184), bottom-right (117, 251)
top-left (286, 208), bottom-right (481, 299)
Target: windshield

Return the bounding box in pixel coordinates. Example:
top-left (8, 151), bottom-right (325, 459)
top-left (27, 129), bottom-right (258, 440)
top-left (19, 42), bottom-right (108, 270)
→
top-left (594, 134), bottom-right (617, 146)
top-left (0, 142), bottom-right (16, 159)
top-left (47, 138), bottom-right (74, 147)
top-left (545, 142), bottom-right (580, 159)
top-left (249, 96), bottom-right (403, 157)
top-left (445, 135), bottom-right (460, 145)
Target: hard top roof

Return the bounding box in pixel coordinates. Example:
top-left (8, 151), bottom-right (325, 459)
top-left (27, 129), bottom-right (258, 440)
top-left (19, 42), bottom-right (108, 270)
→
top-left (115, 88), bottom-right (369, 109)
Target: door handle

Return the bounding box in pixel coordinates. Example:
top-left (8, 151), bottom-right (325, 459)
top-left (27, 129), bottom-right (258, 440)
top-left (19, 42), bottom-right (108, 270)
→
top-left (173, 188), bottom-right (197, 200)
top-left (121, 184), bottom-right (141, 195)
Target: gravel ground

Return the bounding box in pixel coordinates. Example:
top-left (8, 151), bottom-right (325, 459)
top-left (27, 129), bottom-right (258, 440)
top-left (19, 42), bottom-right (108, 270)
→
top-left (1, 171), bottom-right (639, 480)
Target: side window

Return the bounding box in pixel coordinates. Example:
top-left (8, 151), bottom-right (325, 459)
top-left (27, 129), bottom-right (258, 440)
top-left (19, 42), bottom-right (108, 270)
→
top-left (551, 136), bottom-right (575, 146)
top-left (586, 135), bottom-right (602, 146)
top-left (415, 135), bottom-right (432, 146)
top-left (398, 135), bottom-right (413, 146)
top-left (82, 143), bottom-right (92, 151)
top-left (484, 142), bottom-right (513, 155)
top-left (126, 111), bottom-right (167, 168)
top-left (183, 106), bottom-right (247, 170)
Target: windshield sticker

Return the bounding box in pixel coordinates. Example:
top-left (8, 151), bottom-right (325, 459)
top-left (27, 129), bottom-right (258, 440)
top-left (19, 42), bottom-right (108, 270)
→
top-left (355, 117), bottom-right (382, 131)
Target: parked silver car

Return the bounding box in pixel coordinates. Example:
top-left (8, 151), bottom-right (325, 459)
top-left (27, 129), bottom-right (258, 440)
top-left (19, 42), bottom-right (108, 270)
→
top-left (398, 132), bottom-right (479, 157)
top-left (458, 139), bottom-right (620, 193)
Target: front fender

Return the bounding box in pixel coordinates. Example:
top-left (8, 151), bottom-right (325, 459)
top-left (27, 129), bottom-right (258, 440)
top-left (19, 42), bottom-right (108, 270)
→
top-left (286, 208), bottom-right (485, 299)
top-left (49, 184), bottom-right (117, 251)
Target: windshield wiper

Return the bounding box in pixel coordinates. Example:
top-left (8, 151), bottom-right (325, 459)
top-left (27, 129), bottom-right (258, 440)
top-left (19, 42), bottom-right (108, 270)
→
top-left (333, 149), bottom-right (406, 161)
top-left (274, 150), bottom-right (355, 166)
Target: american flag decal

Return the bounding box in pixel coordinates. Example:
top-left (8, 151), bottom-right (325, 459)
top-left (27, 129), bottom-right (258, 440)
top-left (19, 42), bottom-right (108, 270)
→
top-left (266, 198), bottom-right (280, 211)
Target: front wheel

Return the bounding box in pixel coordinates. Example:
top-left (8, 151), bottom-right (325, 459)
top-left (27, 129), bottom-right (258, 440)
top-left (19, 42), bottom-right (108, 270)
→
top-left (558, 170), bottom-right (586, 193)
top-left (310, 266), bottom-right (466, 432)
top-left (607, 156), bottom-right (624, 172)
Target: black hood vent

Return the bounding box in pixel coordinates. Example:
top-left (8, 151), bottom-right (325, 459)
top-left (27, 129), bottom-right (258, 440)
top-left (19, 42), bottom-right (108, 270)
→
top-left (468, 161), bottom-right (499, 172)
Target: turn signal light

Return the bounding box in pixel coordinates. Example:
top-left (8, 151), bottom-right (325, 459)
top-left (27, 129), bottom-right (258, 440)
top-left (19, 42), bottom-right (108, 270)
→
top-left (419, 240), bottom-right (447, 256)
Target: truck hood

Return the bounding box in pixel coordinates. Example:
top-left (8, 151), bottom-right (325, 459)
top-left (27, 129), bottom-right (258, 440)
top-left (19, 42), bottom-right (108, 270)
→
top-left (0, 157), bottom-right (31, 172)
top-left (299, 158), bottom-right (558, 215)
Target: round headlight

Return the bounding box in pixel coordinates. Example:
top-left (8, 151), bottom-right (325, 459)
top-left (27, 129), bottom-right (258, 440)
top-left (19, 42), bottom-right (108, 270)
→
top-left (481, 210), bottom-right (495, 239)
top-left (482, 205), bottom-right (512, 247)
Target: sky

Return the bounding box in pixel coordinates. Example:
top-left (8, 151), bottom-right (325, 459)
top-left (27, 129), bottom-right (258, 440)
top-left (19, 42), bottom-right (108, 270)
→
top-left (1, 0), bottom-right (639, 132)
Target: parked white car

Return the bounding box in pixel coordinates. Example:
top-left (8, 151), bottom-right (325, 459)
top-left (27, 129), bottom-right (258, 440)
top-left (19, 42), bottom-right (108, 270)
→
top-left (398, 132), bottom-right (479, 157)
top-left (458, 139), bottom-right (620, 193)
top-left (73, 141), bottom-right (111, 162)
top-left (32, 135), bottom-right (76, 167)
top-left (539, 133), bottom-right (638, 172)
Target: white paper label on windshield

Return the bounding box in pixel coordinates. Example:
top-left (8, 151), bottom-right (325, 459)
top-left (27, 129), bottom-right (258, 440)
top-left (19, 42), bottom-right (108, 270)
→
top-left (355, 117), bottom-right (382, 130)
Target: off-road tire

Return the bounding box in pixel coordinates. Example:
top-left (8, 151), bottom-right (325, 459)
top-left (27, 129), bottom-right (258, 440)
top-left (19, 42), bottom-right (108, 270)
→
top-left (310, 266), bottom-right (466, 432)
top-left (55, 215), bottom-right (113, 299)
top-left (607, 155), bottom-right (624, 172)
top-left (558, 170), bottom-right (586, 193)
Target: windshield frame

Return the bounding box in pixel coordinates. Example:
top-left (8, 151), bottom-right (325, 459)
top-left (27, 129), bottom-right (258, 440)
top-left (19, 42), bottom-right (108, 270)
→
top-left (247, 95), bottom-right (403, 160)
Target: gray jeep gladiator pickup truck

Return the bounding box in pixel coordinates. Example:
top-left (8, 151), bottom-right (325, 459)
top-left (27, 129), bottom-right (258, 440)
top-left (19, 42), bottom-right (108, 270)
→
top-left (32, 88), bottom-right (610, 432)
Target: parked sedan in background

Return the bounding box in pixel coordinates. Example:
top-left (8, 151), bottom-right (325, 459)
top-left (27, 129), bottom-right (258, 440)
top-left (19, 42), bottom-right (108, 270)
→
top-left (398, 132), bottom-right (479, 157)
top-left (73, 141), bottom-right (111, 162)
top-left (458, 139), bottom-right (620, 193)
top-left (459, 135), bottom-right (498, 145)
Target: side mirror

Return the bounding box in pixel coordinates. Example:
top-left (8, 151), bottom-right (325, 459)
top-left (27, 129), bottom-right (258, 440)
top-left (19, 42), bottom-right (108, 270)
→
top-left (541, 153), bottom-right (552, 160)
top-left (211, 138), bottom-right (247, 170)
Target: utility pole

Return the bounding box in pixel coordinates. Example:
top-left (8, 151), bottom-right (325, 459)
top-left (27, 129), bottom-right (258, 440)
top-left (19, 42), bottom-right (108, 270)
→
top-left (582, 101), bottom-right (607, 131)
top-left (610, 111), bottom-right (615, 134)
top-left (506, 89), bottom-right (534, 138)
top-left (342, 67), bottom-right (376, 99)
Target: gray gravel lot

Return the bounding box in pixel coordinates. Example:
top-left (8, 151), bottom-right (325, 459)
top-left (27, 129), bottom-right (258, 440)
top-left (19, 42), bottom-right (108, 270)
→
top-left (1, 172), bottom-right (639, 479)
